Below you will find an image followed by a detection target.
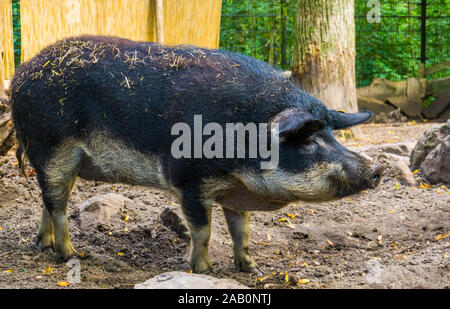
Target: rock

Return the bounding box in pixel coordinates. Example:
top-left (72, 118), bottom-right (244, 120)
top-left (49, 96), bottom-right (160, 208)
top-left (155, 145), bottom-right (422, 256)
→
top-left (160, 206), bottom-right (190, 239)
top-left (410, 120), bottom-right (450, 170)
top-left (355, 142), bottom-right (417, 186)
top-left (372, 109), bottom-right (408, 124)
top-left (78, 193), bottom-right (132, 229)
top-left (410, 120), bottom-right (450, 184)
top-left (420, 136), bottom-right (450, 184)
top-left (384, 154), bottom-right (417, 186)
top-left (357, 142), bottom-right (414, 158)
top-left (366, 152), bottom-right (416, 186)
top-left (0, 111), bottom-right (14, 156)
top-left (134, 271), bottom-right (249, 289)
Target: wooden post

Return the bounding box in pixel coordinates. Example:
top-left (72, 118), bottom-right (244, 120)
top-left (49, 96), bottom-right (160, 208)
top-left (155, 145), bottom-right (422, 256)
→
top-left (155, 0), bottom-right (164, 44)
top-left (0, 56), bottom-right (5, 100)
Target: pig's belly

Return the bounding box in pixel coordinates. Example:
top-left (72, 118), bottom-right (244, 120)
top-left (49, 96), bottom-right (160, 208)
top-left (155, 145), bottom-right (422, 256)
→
top-left (218, 186), bottom-right (288, 211)
top-left (76, 132), bottom-right (166, 189)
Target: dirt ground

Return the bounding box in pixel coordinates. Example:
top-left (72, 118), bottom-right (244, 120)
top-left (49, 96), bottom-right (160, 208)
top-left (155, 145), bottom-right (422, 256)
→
top-left (0, 122), bottom-right (449, 289)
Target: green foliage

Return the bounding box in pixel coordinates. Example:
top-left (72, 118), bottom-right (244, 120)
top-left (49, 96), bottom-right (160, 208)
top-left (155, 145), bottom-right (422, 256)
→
top-left (12, 0), bottom-right (21, 68)
top-left (220, 0), bottom-right (297, 70)
top-left (220, 0), bottom-right (449, 87)
top-left (355, 0), bottom-right (449, 86)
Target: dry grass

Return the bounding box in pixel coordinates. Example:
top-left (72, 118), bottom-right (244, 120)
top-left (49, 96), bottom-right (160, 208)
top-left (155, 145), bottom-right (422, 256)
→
top-left (21, 0), bottom-right (222, 62)
top-left (0, 0), bottom-right (14, 81)
top-left (163, 0), bottom-right (222, 48)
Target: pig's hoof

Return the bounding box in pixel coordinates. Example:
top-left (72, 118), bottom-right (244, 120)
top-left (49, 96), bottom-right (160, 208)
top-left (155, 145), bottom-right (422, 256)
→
top-left (56, 245), bottom-right (78, 262)
top-left (191, 259), bottom-right (213, 274)
top-left (36, 234), bottom-right (55, 252)
top-left (235, 256), bottom-right (262, 276)
top-left (239, 265), bottom-right (263, 277)
top-left (243, 265), bottom-right (263, 277)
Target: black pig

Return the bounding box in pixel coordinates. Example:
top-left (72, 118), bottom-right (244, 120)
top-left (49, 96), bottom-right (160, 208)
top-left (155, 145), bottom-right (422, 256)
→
top-left (11, 36), bottom-right (383, 274)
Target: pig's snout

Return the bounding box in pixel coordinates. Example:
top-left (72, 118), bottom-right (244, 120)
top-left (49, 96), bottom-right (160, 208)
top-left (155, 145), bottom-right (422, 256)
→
top-left (368, 164), bottom-right (384, 188)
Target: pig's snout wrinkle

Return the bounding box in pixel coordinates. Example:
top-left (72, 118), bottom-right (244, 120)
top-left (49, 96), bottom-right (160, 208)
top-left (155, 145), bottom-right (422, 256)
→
top-left (369, 164), bottom-right (384, 188)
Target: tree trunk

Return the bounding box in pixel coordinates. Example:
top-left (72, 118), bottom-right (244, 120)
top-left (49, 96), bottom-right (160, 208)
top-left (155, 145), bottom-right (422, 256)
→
top-left (0, 65), bottom-right (13, 156)
top-left (0, 108), bottom-right (14, 156)
top-left (292, 0), bottom-right (358, 113)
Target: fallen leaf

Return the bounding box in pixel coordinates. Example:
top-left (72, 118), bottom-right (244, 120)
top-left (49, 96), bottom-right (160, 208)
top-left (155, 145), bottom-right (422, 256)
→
top-left (393, 242), bottom-right (398, 250)
top-left (117, 252), bottom-right (125, 256)
top-left (419, 183), bottom-right (432, 189)
top-left (435, 233), bottom-right (450, 241)
top-left (0, 227), bottom-right (3, 231)
top-left (25, 168), bottom-right (37, 177)
top-left (394, 183), bottom-right (399, 190)
top-left (412, 169), bottom-right (419, 175)
top-left (297, 279), bottom-right (310, 285)
top-left (43, 266), bottom-right (56, 274)
top-left (257, 274), bottom-right (273, 282)
top-left (388, 209), bottom-right (395, 213)
top-left (286, 212), bottom-right (295, 219)
top-left (57, 281), bottom-right (70, 287)
top-left (327, 240), bottom-right (334, 246)
top-left (123, 215), bottom-right (130, 222)
top-left (285, 272), bottom-right (289, 283)
top-left (278, 218), bottom-right (295, 229)
top-left (4, 270), bottom-right (13, 273)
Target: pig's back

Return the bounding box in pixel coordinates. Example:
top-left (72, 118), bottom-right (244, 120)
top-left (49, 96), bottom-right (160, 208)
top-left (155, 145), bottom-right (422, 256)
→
top-left (11, 35), bottom-right (295, 156)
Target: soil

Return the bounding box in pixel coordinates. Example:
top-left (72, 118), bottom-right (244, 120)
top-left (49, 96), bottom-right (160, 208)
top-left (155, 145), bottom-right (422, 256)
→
top-left (0, 122), bottom-right (449, 289)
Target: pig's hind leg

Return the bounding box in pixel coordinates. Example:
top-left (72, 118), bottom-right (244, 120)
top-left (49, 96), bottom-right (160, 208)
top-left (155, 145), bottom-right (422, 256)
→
top-left (35, 145), bottom-right (84, 260)
top-left (222, 208), bottom-right (262, 275)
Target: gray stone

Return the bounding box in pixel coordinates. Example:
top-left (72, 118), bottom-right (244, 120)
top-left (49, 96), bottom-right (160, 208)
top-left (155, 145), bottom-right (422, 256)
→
top-left (420, 135), bottom-right (450, 184)
top-left (160, 206), bottom-right (190, 239)
top-left (410, 120), bottom-right (450, 170)
top-left (357, 142), bottom-right (414, 158)
top-left (410, 120), bottom-right (450, 184)
top-left (134, 271), bottom-right (249, 289)
top-left (78, 193), bottom-right (132, 229)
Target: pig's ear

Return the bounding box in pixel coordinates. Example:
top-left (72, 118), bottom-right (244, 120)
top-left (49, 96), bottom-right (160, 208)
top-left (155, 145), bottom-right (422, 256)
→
top-left (271, 109), bottom-right (324, 137)
top-left (328, 110), bottom-right (373, 130)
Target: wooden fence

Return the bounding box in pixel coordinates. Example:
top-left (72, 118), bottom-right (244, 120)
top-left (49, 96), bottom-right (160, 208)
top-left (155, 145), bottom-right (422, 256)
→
top-left (0, 0), bottom-right (223, 81)
top-left (20, 0), bottom-right (222, 62)
top-left (0, 0), bottom-right (14, 82)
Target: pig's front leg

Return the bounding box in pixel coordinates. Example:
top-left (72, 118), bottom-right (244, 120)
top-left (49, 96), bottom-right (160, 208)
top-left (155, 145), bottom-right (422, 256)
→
top-left (223, 208), bottom-right (262, 275)
top-left (181, 192), bottom-right (213, 273)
